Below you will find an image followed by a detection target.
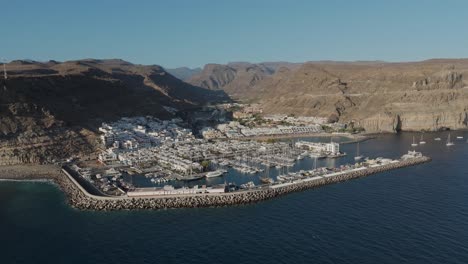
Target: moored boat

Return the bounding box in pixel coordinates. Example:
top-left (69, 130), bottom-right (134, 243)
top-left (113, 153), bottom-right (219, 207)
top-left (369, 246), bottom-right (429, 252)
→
top-left (446, 133), bottom-right (454, 146)
top-left (206, 170), bottom-right (224, 178)
top-left (354, 142), bottom-right (364, 161)
top-left (419, 133), bottom-right (426, 144)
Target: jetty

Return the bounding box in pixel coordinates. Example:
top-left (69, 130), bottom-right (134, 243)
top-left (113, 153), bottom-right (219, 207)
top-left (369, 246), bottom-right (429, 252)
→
top-left (55, 154), bottom-right (431, 211)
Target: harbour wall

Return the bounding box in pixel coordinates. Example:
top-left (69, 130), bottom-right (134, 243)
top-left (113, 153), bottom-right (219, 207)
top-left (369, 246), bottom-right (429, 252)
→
top-left (56, 156), bottom-right (431, 211)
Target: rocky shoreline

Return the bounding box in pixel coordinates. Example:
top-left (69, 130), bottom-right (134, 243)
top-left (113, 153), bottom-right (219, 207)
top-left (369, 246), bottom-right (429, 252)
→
top-left (0, 157), bottom-right (431, 211)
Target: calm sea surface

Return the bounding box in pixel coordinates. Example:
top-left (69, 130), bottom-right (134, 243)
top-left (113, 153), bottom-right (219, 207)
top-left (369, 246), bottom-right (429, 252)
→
top-left (1, 132), bottom-right (468, 264)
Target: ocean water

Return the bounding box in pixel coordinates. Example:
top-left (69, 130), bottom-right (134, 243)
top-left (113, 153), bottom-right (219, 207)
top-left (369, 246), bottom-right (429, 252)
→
top-left (1, 132), bottom-right (468, 264)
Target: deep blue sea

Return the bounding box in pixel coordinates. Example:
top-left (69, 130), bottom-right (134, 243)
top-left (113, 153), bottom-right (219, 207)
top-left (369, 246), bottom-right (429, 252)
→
top-left (1, 132), bottom-right (468, 264)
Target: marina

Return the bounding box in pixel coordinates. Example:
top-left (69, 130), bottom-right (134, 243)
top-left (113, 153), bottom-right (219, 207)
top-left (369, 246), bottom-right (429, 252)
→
top-left (59, 151), bottom-right (430, 210)
top-left (75, 116), bottom-right (355, 195)
top-left (65, 121), bottom-right (468, 202)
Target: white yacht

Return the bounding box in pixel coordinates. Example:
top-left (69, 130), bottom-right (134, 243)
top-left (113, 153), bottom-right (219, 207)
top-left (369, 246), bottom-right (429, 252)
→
top-left (206, 170), bottom-right (224, 178)
top-left (446, 133), bottom-right (454, 146)
top-left (354, 142), bottom-right (364, 161)
top-left (419, 133), bottom-right (426, 144)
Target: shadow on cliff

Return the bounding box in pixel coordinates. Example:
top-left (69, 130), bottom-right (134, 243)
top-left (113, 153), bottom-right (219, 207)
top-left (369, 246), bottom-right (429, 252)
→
top-left (0, 70), bottom-right (232, 136)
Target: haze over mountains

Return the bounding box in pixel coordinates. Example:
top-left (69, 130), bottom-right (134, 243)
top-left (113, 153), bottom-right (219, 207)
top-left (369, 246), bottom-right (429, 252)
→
top-left (187, 59), bottom-right (468, 132)
top-left (165, 67), bottom-right (202, 81)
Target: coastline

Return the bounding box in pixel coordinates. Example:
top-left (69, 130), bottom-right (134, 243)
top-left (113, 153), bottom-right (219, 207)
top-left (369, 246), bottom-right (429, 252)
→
top-left (0, 156), bottom-right (431, 211)
top-left (0, 164), bottom-right (63, 180)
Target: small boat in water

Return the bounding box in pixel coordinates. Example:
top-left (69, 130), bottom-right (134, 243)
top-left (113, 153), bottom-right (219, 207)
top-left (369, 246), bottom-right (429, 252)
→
top-left (456, 136), bottom-right (463, 139)
top-left (446, 133), bottom-right (454, 146)
top-left (434, 137), bottom-right (441, 141)
top-left (206, 170), bottom-right (224, 178)
top-left (419, 133), bottom-right (426, 145)
top-left (354, 142), bottom-right (364, 161)
top-left (411, 136), bottom-right (418, 147)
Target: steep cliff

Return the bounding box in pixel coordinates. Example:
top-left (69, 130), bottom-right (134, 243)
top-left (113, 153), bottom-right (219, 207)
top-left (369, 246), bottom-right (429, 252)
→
top-left (194, 60), bottom-right (468, 132)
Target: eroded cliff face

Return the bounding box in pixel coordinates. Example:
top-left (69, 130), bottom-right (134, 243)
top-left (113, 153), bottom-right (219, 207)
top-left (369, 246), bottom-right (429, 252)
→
top-left (196, 60), bottom-right (468, 132)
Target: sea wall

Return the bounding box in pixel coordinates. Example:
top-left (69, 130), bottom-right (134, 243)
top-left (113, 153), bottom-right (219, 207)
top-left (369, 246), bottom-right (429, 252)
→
top-left (0, 157), bottom-right (430, 211)
top-left (57, 156), bottom-right (431, 211)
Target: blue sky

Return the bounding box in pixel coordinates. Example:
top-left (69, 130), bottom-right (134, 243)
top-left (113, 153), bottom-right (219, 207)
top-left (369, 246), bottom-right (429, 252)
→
top-left (1, 0), bottom-right (468, 68)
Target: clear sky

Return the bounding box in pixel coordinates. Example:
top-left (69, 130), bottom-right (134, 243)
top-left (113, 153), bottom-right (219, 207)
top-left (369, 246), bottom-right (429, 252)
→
top-left (2, 0), bottom-right (468, 68)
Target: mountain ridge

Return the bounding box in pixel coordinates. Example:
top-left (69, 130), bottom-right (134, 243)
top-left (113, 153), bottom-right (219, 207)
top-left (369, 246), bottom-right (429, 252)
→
top-left (188, 59), bottom-right (468, 132)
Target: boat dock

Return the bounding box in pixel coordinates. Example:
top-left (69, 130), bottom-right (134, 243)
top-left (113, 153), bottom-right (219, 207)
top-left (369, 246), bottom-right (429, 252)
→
top-left (58, 154), bottom-right (431, 210)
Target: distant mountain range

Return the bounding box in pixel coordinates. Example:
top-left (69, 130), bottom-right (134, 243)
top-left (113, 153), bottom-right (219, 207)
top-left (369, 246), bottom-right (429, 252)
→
top-left (0, 59), bottom-right (228, 164)
top-left (187, 59), bottom-right (468, 132)
top-left (165, 67), bottom-right (202, 81)
top-left (188, 62), bottom-right (301, 97)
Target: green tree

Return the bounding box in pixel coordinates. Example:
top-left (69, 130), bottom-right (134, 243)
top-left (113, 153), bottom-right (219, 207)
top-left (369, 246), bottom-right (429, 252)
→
top-left (201, 160), bottom-right (211, 169)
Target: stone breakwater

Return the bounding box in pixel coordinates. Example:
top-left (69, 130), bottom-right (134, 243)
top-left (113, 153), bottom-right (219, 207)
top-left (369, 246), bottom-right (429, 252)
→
top-left (55, 156), bottom-right (431, 211)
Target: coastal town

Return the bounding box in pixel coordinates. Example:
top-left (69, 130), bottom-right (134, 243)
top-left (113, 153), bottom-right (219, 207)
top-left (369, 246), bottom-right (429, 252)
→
top-left (60, 104), bottom-right (430, 202)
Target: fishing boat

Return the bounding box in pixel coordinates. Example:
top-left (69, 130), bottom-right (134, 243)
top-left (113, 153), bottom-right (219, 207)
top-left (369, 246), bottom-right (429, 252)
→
top-left (419, 133), bottom-right (426, 144)
top-left (354, 142), bottom-right (364, 161)
top-left (259, 177), bottom-right (274, 184)
top-left (206, 170), bottom-right (224, 178)
top-left (411, 136), bottom-right (418, 147)
top-left (446, 133), bottom-right (454, 146)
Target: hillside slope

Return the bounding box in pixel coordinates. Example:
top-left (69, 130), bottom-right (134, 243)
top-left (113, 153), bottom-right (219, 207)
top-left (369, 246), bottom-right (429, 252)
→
top-left (165, 67), bottom-right (202, 81)
top-left (0, 59), bottom-right (228, 165)
top-left (188, 62), bottom-right (301, 98)
top-left (192, 60), bottom-right (468, 132)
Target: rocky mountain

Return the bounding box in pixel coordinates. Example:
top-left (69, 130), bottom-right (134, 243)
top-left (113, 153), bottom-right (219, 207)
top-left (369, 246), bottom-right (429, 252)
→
top-left (188, 62), bottom-right (301, 98)
top-left (165, 67), bottom-right (202, 81)
top-left (0, 59), bottom-right (228, 165)
top-left (192, 59), bottom-right (468, 132)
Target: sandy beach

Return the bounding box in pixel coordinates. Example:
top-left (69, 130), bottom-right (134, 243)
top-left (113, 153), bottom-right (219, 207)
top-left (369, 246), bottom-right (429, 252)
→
top-left (0, 164), bottom-right (62, 180)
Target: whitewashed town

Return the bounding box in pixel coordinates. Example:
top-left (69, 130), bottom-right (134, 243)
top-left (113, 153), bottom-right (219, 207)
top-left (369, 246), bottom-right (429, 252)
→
top-left (64, 104), bottom-right (428, 199)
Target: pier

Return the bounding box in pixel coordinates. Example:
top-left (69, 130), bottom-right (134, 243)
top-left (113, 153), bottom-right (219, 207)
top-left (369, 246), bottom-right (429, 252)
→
top-left (55, 155), bottom-right (431, 211)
